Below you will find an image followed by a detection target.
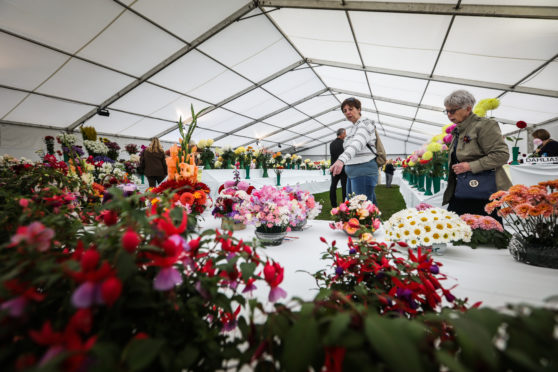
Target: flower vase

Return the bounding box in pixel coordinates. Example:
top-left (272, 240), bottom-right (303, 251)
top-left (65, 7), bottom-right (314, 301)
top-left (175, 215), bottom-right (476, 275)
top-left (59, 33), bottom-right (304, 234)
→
top-left (297, 164), bottom-right (300, 170)
top-left (240, 160), bottom-right (245, 169)
top-left (433, 176), bottom-right (441, 194)
top-left (508, 234), bottom-right (558, 269)
top-left (221, 218), bottom-right (246, 231)
top-left (322, 168), bottom-right (326, 176)
top-left (204, 160), bottom-right (212, 169)
top-left (255, 227), bottom-right (288, 246)
top-left (424, 175), bottom-right (433, 195)
top-left (63, 153), bottom-right (69, 162)
top-left (245, 166), bottom-right (250, 179)
top-left (276, 173), bottom-right (281, 186)
top-left (292, 219), bottom-right (307, 231)
top-left (511, 146), bottom-right (520, 165)
top-left (262, 167), bottom-right (269, 178)
top-left (416, 175), bottom-right (424, 192)
top-left (225, 159), bottom-right (231, 169)
top-left (140, 174), bottom-right (145, 184)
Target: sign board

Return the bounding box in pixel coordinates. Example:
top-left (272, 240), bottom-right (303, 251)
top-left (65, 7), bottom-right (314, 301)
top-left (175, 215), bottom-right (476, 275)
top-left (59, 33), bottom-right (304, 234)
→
top-left (524, 156), bottom-right (558, 164)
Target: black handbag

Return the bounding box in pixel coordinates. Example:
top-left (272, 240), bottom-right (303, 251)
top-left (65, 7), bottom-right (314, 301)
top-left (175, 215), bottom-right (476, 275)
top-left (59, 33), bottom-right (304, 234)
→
top-left (455, 170), bottom-right (497, 200)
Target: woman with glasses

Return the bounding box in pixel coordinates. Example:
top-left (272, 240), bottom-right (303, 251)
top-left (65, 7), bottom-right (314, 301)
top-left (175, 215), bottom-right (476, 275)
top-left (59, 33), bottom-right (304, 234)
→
top-left (442, 90), bottom-right (511, 222)
top-left (329, 97), bottom-right (379, 204)
top-left (532, 128), bottom-right (558, 157)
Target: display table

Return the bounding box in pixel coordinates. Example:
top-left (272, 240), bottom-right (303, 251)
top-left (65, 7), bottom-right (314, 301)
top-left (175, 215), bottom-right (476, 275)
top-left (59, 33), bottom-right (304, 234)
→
top-left (399, 179), bottom-right (447, 209)
top-left (509, 163), bottom-right (558, 186)
top-left (201, 169), bottom-right (331, 199)
top-left (198, 217), bottom-right (558, 309)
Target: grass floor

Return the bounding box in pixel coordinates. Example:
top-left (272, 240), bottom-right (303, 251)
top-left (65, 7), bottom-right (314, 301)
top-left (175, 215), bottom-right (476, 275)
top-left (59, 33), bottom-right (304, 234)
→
top-left (313, 185), bottom-right (406, 221)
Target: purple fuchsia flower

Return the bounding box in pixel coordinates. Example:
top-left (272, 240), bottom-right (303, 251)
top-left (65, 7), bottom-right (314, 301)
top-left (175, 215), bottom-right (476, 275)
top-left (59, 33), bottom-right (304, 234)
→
top-left (9, 222), bottom-right (55, 252)
top-left (154, 267), bottom-right (183, 291)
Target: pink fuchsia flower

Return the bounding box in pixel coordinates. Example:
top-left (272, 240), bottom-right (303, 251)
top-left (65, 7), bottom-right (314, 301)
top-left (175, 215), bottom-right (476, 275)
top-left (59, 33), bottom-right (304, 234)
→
top-left (154, 267), bottom-right (183, 291)
top-left (9, 221), bottom-right (55, 252)
top-left (263, 261), bottom-right (287, 302)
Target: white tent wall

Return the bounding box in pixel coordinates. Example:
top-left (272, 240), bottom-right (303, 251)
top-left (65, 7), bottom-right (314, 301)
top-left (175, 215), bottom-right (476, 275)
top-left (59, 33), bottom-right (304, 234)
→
top-left (0, 123), bottom-right (173, 162)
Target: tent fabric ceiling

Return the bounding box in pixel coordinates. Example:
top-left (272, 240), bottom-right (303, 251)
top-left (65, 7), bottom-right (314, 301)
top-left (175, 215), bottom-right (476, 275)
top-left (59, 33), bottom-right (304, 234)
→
top-left (1, 0), bottom-right (557, 154)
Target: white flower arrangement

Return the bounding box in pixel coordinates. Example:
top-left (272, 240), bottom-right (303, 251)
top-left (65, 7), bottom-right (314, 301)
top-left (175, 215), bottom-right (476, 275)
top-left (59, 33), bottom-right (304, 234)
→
top-left (197, 139), bottom-right (214, 149)
top-left (129, 154), bottom-right (140, 163)
top-left (384, 207), bottom-right (472, 248)
top-left (84, 140), bottom-right (109, 155)
top-left (57, 133), bottom-right (77, 146)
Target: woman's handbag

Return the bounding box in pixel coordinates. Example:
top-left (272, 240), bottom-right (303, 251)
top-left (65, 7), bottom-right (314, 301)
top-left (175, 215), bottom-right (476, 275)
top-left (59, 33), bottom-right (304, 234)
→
top-left (455, 169), bottom-right (497, 200)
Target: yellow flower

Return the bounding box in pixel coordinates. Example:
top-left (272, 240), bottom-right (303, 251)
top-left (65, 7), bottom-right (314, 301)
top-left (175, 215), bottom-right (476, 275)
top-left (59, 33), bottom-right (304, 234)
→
top-left (426, 142), bottom-right (442, 153)
top-left (197, 139), bottom-right (207, 148)
top-left (408, 161), bottom-right (415, 166)
top-left (207, 139), bottom-right (214, 146)
top-left (422, 151), bottom-right (433, 161)
top-left (234, 146), bottom-right (245, 155)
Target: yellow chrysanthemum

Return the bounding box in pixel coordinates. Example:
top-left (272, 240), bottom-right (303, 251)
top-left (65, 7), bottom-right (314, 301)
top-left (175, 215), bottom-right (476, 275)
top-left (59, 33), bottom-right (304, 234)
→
top-left (422, 151), bottom-right (433, 161)
top-left (426, 142), bottom-right (442, 153)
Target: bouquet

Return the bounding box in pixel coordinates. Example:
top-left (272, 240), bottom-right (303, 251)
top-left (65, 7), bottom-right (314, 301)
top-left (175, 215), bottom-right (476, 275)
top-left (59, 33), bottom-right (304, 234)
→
top-left (454, 214), bottom-right (511, 249)
top-left (485, 180), bottom-right (558, 246)
top-left (384, 207), bottom-right (472, 248)
top-left (151, 178), bottom-right (211, 215)
top-left (101, 138), bottom-right (120, 161)
top-left (282, 186), bottom-right (322, 228)
top-left (83, 140), bottom-right (109, 156)
top-left (79, 125), bottom-right (97, 141)
top-left (124, 143), bottom-right (138, 155)
top-left (236, 185), bottom-right (296, 232)
top-left (56, 133), bottom-right (77, 147)
top-left (197, 139), bottom-right (215, 168)
top-left (212, 168), bottom-right (255, 220)
top-left (330, 194), bottom-right (381, 236)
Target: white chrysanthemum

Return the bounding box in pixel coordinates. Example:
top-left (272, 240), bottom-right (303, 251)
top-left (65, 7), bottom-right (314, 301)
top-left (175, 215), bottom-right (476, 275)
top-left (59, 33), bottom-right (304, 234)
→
top-left (420, 232), bottom-right (434, 246)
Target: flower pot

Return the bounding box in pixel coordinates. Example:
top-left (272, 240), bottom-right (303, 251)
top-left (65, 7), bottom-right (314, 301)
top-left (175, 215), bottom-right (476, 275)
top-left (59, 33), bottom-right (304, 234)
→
top-left (221, 218), bottom-right (246, 231)
top-left (508, 234), bottom-right (558, 269)
top-left (291, 219), bottom-right (307, 231)
top-left (255, 229), bottom-right (287, 246)
top-left (424, 175), bottom-right (433, 196)
top-left (511, 146), bottom-right (520, 165)
top-left (245, 167), bottom-right (250, 180)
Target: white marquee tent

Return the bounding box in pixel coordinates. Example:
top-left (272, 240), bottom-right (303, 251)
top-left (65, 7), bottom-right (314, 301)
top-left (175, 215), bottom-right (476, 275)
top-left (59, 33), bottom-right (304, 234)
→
top-left (1, 0), bottom-right (557, 159)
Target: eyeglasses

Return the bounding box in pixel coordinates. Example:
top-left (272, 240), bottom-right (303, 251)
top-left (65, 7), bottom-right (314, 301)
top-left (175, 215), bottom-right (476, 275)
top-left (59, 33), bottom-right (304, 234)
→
top-left (443, 107), bottom-right (462, 115)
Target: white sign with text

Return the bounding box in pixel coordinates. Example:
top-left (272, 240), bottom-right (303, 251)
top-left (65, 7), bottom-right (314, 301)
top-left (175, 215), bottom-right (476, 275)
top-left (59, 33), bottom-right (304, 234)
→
top-left (525, 156), bottom-right (558, 164)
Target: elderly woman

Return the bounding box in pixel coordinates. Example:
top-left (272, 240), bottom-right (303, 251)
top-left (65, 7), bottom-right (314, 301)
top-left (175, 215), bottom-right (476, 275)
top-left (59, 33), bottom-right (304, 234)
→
top-left (442, 90), bottom-right (512, 221)
top-left (532, 128), bottom-right (558, 157)
top-left (329, 97), bottom-right (379, 204)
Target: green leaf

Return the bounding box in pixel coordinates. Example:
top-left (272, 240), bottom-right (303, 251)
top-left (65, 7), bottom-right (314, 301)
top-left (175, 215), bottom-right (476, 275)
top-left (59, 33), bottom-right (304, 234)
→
top-left (450, 316), bottom-right (499, 370)
top-left (324, 313), bottom-right (351, 345)
top-left (436, 350), bottom-right (470, 372)
top-left (240, 261), bottom-right (257, 281)
top-left (178, 345), bottom-right (200, 368)
top-left (364, 316), bottom-right (426, 372)
top-left (115, 251), bottom-right (136, 281)
top-left (124, 338), bottom-right (165, 372)
top-left (282, 317), bottom-right (319, 372)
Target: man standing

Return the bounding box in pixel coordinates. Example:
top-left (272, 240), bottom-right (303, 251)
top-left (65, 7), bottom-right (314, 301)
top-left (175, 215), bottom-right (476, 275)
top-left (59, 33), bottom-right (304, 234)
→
top-left (329, 128), bottom-right (347, 207)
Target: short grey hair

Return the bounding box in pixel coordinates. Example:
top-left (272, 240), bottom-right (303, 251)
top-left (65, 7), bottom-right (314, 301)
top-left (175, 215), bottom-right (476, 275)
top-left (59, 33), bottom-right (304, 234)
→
top-left (444, 90), bottom-right (476, 109)
top-left (336, 128), bottom-right (346, 136)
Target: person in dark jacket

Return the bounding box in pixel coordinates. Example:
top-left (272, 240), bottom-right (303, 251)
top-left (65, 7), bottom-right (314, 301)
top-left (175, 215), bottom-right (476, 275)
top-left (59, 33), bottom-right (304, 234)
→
top-left (329, 128), bottom-right (347, 207)
top-left (532, 128), bottom-right (558, 157)
top-left (384, 159), bottom-right (395, 188)
top-left (140, 138), bottom-right (167, 187)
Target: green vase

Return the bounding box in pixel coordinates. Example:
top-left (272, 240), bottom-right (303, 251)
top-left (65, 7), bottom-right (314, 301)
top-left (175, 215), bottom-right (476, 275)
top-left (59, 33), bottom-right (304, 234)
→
top-left (225, 159), bottom-right (231, 169)
top-left (240, 160), bottom-right (245, 169)
top-left (322, 168), bottom-right (326, 175)
top-left (263, 167), bottom-right (269, 178)
top-left (424, 175), bottom-right (433, 196)
top-left (511, 146), bottom-right (520, 165)
top-left (433, 176), bottom-right (441, 194)
top-left (245, 166), bottom-right (250, 179)
top-left (418, 174), bottom-right (425, 192)
top-left (140, 174), bottom-right (145, 184)
top-left (204, 160), bottom-right (212, 169)
top-left (276, 173), bottom-right (281, 186)
top-left (63, 153), bottom-right (69, 162)
top-left (297, 164), bottom-right (300, 170)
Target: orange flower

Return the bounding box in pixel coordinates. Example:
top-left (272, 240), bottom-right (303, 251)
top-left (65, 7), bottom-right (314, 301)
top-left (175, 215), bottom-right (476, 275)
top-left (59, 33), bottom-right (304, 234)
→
top-left (193, 190), bottom-right (207, 205)
top-left (489, 190), bottom-right (507, 201)
top-left (528, 204), bottom-right (546, 217)
top-left (539, 180), bottom-right (558, 190)
top-left (537, 203), bottom-right (554, 218)
top-left (498, 207), bottom-right (513, 217)
top-left (344, 218), bottom-right (360, 235)
top-left (513, 203), bottom-right (533, 219)
top-left (179, 192), bottom-right (195, 206)
top-left (484, 200), bottom-right (502, 214)
top-left (548, 191), bottom-right (558, 204)
top-left (508, 184), bottom-right (529, 197)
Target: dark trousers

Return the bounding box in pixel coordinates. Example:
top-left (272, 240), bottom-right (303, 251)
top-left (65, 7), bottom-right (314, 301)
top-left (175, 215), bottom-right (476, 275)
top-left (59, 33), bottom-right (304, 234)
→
top-left (147, 175), bottom-right (166, 188)
top-left (385, 173), bottom-right (394, 187)
top-left (330, 172), bottom-right (347, 207)
top-left (448, 196), bottom-right (503, 225)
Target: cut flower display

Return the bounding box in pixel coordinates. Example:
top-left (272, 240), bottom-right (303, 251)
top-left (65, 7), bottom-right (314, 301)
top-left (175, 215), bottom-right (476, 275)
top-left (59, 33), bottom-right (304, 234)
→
top-left (212, 168), bottom-right (255, 220)
top-left (454, 214), bottom-right (511, 249)
top-left (329, 194), bottom-right (381, 236)
top-left (384, 207), bottom-right (472, 248)
top-left (485, 180), bottom-right (558, 246)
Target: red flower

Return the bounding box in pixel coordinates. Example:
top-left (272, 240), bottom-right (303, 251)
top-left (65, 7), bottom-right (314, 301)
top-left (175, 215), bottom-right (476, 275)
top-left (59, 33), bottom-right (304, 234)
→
top-left (100, 277), bottom-right (123, 307)
top-left (121, 229), bottom-right (141, 253)
top-left (97, 210), bottom-right (118, 226)
top-left (516, 120), bottom-right (527, 129)
top-left (263, 261), bottom-right (284, 288)
top-left (9, 221), bottom-right (55, 252)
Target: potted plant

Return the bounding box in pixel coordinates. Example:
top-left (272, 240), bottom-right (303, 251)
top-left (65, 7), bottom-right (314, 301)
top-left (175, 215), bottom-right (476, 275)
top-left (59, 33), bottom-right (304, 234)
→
top-left (330, 194), bottom-right (381, 237)
top-left (281, 186), bottom-right (322, 231)
top-left (454, 214), bottom-right (511, 249)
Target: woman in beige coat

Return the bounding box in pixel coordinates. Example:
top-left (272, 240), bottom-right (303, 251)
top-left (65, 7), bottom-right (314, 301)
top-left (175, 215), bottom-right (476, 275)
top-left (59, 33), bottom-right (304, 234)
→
top-left (442, 90), bottom-right (512, 223)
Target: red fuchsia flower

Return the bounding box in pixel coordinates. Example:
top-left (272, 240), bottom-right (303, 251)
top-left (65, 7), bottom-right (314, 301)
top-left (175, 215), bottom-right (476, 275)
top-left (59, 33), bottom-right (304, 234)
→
top-left (97, 209), bottom-right (118, 226)
top-left (242, 277), bottom-right (257, 294)
top-left (1, 279), bottom-right (45, 317)
top-left (323, 346), bottom-right (346, 372)
top-left (121, 228), bottom-right (141, 253)
top-left (100, 277), bottom-right (123, 307)
top-left (19, 198), bottom-right (29, 208)
top-left (263, 261), bottom-right (287, 302)
top-left (9, 221), bottom-right (55, 252)
top-left (220, 305), bottom-right (241, 332)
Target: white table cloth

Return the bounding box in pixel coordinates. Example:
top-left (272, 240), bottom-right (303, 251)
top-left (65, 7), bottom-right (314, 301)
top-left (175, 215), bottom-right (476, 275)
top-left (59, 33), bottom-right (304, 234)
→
top-left (399, 179), bottom-right (447, 209)
top-left (198, 217), bottom-right (558, 309)
top-left (509, 164), bottom-right (558, 186)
